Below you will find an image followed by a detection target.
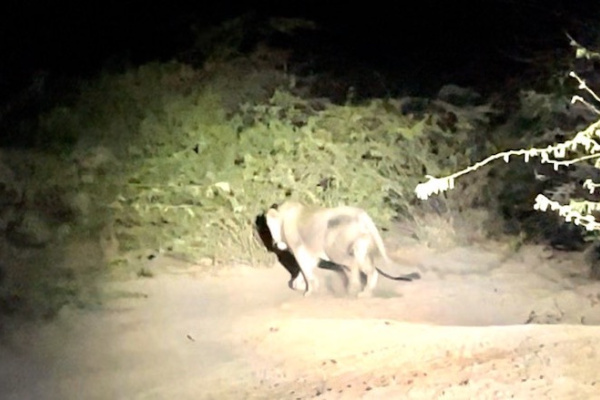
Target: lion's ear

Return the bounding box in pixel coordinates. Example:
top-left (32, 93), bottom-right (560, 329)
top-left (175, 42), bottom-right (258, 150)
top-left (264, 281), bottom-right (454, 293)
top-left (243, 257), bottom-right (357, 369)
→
top-left (266, 208), bottom-right (279, 219)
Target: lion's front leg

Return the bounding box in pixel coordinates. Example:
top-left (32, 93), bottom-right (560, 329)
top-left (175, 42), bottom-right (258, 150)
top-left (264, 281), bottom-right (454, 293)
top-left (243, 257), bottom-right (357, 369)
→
top-left (293, 247), bottom-right (320, 296)
top-left (289, 274), bottom-right (307, 291)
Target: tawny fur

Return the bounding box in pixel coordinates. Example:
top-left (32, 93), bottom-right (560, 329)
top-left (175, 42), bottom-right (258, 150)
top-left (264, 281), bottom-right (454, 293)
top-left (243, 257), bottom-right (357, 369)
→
top-left (265, 201), bottom-right (420, 297)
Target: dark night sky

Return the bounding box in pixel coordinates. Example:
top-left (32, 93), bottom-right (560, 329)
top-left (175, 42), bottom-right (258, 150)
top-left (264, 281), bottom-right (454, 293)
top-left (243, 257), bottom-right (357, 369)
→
top-left (1, 1), bottom-right (599, 91)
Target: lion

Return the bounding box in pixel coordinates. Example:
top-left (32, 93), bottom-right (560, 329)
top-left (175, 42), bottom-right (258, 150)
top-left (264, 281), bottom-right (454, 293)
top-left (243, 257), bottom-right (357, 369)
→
top-left (265, 200), bottom-right (421, 297)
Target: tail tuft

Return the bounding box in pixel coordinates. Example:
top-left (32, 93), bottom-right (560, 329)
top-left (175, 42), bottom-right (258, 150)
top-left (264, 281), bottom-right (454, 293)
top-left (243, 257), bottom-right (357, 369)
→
top-left (376, 269), bottom-right (421, 281)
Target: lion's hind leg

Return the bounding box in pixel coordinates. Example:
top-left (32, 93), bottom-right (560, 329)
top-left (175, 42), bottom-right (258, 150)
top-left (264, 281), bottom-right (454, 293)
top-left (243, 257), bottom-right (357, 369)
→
top-left (360, 265), bottom-right (378, 298)
top-left (350, 236), bottom-right (378, 297)
top-left (346, 260), bottom-right (362, 297)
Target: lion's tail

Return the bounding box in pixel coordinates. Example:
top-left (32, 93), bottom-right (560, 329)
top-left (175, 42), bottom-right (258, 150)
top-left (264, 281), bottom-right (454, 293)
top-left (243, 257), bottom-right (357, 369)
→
top-left (376, 269), bottom-right (421, 281)
top-left (359, 211), bottom-right (421, 282)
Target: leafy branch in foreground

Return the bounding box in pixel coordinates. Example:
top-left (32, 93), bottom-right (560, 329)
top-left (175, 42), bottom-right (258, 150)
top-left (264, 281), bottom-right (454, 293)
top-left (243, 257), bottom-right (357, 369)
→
top-left (415, 69), bottom-right (600, 232)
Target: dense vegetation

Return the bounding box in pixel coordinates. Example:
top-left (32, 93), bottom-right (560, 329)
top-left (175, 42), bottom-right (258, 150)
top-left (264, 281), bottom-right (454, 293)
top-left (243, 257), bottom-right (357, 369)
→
top-left (0, 17), bottom-right (598, 318)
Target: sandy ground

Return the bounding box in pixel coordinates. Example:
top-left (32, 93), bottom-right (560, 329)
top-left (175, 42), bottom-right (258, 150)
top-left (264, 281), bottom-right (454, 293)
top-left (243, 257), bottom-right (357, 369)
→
top-left (1, 241), bottom-right (600, 399)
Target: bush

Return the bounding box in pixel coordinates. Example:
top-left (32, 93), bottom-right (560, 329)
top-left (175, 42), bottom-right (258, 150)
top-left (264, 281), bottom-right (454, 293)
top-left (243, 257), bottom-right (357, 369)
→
top-left (416, 40), bottom-right (600, 247)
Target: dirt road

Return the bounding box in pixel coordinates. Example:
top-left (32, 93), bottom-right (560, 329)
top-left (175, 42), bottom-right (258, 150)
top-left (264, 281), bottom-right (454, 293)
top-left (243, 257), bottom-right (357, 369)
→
top-left (1, 243), bottom-right (600, 399)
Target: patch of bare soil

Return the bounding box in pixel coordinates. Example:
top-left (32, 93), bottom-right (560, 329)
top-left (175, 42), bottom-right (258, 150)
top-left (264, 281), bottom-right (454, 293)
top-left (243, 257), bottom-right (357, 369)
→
top-left (1, 241), bottom-right (600, 399)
